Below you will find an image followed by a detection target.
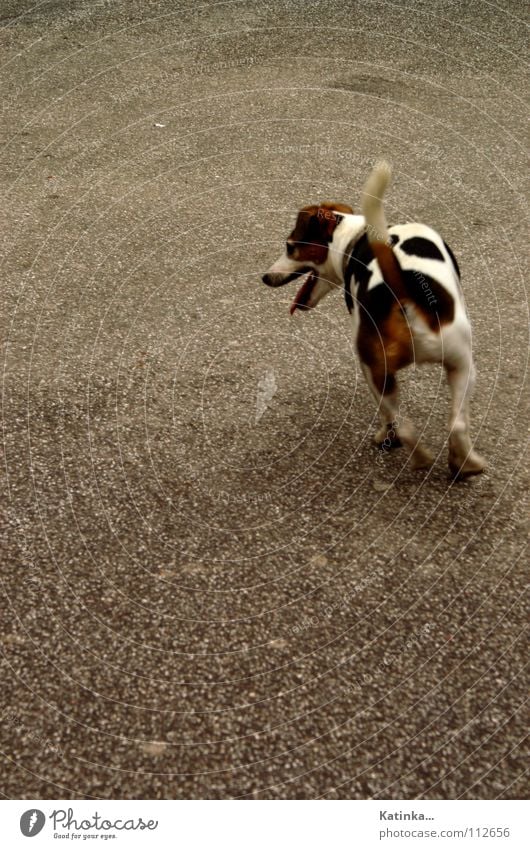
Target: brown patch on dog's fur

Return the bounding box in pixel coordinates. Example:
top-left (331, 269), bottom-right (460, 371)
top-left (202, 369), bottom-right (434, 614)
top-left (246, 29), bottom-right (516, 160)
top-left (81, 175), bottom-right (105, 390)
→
top-left (370, 240), bottom-right (408, 301)
top-left (412, 279), bottom-right (455, 331)
top-left (357, 301), bottom-right (414, 394)
top-left (290, 202), bottom-right (353, 264)
top-left (372, 239), bottom-right (454, 331)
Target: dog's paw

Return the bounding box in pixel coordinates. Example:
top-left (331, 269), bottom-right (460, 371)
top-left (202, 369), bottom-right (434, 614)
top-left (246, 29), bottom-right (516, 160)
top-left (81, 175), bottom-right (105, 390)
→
top-left (410, 445), bottom-right (434, 470)
top-left (449, 449), bottom-right (485, 479)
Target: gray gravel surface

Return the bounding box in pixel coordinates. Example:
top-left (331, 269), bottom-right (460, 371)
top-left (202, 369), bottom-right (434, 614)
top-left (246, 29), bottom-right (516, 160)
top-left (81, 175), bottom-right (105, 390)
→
top-left (0, 0), bottom-right (528, 799)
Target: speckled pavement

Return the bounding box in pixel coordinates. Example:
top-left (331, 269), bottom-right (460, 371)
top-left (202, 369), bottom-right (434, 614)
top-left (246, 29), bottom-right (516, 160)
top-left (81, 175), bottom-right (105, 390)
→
top-left (0, 0), bottom-right (528, 799)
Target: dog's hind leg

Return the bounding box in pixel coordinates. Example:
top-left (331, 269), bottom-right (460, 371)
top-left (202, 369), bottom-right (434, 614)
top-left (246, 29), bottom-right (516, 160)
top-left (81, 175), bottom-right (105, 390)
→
top-left (445, 357), bottom-right (485, 478)
top-left (362, 365), bottom-right (433, 469)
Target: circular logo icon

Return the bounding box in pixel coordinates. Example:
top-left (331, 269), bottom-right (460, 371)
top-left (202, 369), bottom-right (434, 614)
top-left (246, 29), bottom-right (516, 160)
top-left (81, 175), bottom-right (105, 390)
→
top-left (20, 810), bottom-right (46, 837)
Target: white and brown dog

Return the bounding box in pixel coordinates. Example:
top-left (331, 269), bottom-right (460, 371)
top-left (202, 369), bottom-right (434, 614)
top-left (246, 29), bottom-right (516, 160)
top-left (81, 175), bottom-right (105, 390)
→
top-left (262, 161), bottom-right (484, 477)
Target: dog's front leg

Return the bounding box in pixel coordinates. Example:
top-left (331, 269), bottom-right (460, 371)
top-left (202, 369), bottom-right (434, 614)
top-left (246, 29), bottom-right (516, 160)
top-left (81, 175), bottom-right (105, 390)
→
top-left (361, 364), bottom-right (433, 470)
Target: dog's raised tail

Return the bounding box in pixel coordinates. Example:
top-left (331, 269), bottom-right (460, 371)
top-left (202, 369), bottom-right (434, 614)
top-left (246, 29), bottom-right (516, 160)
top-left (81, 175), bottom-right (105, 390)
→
top-left (362, 160), bottom-right (392, 242)
top-left (361, 161), bottom-right (406, 299)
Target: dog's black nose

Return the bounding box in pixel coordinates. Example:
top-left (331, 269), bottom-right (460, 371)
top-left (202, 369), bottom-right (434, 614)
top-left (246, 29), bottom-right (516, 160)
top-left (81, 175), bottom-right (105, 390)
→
top-left (262, 273), bottom-right (272, 286)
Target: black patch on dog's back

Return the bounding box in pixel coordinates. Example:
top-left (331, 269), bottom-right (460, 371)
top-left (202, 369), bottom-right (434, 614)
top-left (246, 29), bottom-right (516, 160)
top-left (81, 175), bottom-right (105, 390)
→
top-left (344, 233), bottom-right (373, 313)
top-left (344, 233), bottom-right (397, 323)
top-left (400, 236), bottom-right (445, 262)
top-left (401, 269), bottom-right (454, 325)
top-left (346, 233), bottom-right (373, 288)
top-left (344, 232), bottom-right (454, 327)
top-left (344, 281), bottom-right (355, 314)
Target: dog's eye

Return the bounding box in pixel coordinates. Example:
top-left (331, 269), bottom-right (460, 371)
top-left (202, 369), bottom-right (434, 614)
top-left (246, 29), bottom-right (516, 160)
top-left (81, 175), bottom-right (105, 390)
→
top-left (286, 242), bottom-right (296, 257)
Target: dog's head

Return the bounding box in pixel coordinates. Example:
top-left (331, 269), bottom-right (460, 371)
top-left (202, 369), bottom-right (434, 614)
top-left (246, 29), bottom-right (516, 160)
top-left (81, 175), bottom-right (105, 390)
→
top-left (262, 202), bottom-right (353, 314)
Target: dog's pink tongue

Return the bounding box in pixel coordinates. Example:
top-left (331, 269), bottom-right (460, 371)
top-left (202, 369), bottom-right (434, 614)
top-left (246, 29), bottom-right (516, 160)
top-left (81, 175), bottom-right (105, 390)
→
top-left (290, 272), bottom-right (315, 315)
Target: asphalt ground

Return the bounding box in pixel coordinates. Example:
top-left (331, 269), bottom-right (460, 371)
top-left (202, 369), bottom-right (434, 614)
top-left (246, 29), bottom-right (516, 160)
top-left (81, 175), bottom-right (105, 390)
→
top-left (0, 0), bottom-right (528, 799)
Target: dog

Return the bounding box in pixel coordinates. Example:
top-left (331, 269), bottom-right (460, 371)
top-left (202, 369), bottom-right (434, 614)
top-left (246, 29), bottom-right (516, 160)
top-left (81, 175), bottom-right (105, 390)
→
top-left (262, 161), bottom-right (485, 477)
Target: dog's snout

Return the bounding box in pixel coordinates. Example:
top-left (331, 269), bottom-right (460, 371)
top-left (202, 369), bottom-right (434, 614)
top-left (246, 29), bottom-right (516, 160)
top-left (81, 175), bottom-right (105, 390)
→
top-left (262, 271), bottom-right (290, 287)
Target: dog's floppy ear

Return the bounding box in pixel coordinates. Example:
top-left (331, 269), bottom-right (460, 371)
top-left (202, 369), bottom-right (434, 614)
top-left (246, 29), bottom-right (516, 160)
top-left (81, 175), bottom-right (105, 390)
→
top-left (288, 203), bottom-right (354, 265)
top-left (330, 202), bottom-right (354, 217)
top-left (293, 203), bottom-right (353, 247)
top-left (316, 202), bottom-right (354, 242)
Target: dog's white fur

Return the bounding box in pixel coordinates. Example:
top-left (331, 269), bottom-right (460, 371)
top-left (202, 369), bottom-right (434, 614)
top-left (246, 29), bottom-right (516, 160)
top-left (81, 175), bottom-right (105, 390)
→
top-left (263, 162), bottom-right (485, 477)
